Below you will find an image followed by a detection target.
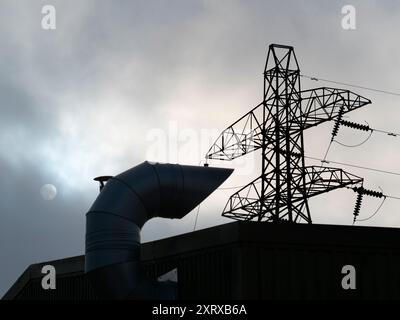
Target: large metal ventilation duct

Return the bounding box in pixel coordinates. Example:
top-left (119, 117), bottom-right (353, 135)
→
top-left (85, 161), bottom-right (233, 299)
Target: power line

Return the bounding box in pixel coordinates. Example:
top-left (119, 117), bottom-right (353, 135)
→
top-left (333, 130), bottom-right (373, 148)
top-left (386, 194), bottom-right (400, 200)
top-left (355, 196), bottom-right (387, 222)
top-left (322, 140), bottom-right (333, 162)
top-left (193, 204), bottom-right (201, 231)
top-left (210, 136), bottom-right (400, 182)
top-left (342, 120), bottom-right (400, 138)
top-left (212, 154), bottom-right (400, 190)
top-left (192, 159), bottom-right (206, 231)
top-left (373, 128), bottom-right (400, 137)
top-left (300, 74), bottom-right (400, 97)
top-left (217, 184), bottom-right (254, 190)
top-left (211, 154), bottom-right (400, 224)
top-left (305, 155), bottom-right (400, 177)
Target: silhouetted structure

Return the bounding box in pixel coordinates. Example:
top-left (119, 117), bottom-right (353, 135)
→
top-left (86, 161), bottom-right (232, 299)
top-left (206, 44), bottom-right (374, 223)
top-left (4, 222), bottom-right (400, 300)
top-left (4, 45), bottom-right (397, 302)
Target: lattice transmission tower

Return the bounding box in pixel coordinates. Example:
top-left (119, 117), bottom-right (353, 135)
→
top-left (206, 44), bottom-right (372, 223)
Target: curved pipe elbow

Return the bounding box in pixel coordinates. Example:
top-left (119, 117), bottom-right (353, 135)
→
top-left (85, 161), bottom-right (233, 299)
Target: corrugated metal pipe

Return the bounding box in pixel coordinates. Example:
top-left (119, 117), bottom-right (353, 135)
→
top-left (85, 161), bottom-right (233, 299)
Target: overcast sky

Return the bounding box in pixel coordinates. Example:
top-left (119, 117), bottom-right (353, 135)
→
top-left (1, 0), bottom-right (400, 296)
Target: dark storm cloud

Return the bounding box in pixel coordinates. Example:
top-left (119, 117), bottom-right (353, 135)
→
top-left (0, 78), bottom-right (49, 133)
top-left (0, 157), bottom-right (91, 295)
top-left (0, 0), bottom-right (206, 295)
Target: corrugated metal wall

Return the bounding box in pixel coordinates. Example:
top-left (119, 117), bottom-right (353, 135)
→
top-left (142, 243), bottom-right (400, 299)
top-left (143, 246), bottom-right (234, 299)
top-left (236, 244), bottom-right (400, 299)
top-left (8, 222), bottom-right (400, 300)
top-left (16, 273), bottom-right (97, 300)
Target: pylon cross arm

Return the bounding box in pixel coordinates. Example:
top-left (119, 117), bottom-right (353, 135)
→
top-left (206, 87), bottom-right (371, 161)
top-left (221, 166), bottom-right (363, 222)
top-left (300, 166), bottom-right (363, 196)
top-left (206, 102), bottom-right (264, 160)
top-left (298, 87), bottom-right (371, 131)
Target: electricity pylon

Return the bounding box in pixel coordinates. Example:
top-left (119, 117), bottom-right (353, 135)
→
top-left (206, 44), bottom-right (371, 223)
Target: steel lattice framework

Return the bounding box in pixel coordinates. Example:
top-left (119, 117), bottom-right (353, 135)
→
top-left (206, 44), bottom-right (371, 223)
